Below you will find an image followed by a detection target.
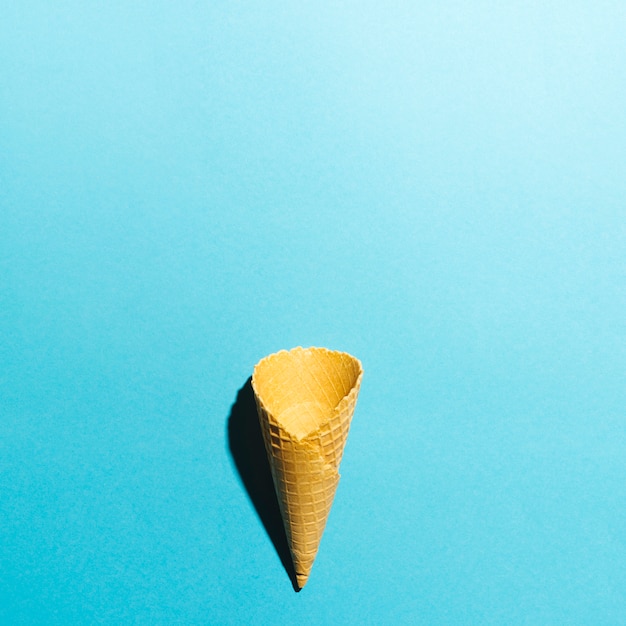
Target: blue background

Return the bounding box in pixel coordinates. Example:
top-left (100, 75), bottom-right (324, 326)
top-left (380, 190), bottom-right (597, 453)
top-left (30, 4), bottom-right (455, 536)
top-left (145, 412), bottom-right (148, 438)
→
top-left (1, 2), bottom-right (625, 623)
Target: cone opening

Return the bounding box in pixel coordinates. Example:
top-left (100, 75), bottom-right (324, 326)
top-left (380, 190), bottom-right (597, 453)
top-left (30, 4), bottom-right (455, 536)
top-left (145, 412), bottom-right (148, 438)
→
top-left (252, 347), bottom-right (362, 440)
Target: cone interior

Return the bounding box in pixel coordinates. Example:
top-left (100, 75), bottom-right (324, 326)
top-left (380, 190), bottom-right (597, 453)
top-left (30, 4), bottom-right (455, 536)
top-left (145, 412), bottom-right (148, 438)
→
top-left (253, 347), bottom-right (362, 441)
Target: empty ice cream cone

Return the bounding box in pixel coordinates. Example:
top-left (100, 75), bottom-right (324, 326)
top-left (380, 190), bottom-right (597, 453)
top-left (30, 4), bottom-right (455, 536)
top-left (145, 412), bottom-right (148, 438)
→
top-left (251, 346), bottom-right (363, 588)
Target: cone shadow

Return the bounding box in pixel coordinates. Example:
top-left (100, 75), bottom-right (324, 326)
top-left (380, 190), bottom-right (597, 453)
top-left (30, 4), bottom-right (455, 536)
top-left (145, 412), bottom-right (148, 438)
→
top-left (227, 377), bottom-right (300, 592)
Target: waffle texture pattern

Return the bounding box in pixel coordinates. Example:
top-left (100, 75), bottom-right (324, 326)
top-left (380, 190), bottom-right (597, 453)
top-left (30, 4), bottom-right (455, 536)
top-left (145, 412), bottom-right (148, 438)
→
top-left (252, 347), bottom-right (363, 588)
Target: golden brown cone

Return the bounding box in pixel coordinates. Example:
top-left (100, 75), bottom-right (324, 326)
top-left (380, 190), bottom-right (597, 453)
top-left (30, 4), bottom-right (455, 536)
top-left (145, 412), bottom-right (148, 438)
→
top-left (251, 347), bottom-right (363, 588)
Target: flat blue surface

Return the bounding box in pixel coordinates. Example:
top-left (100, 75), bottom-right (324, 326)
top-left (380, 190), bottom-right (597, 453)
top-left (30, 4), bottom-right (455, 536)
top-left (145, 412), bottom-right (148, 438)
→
top-left (1, 2), bottom-right (625, 624)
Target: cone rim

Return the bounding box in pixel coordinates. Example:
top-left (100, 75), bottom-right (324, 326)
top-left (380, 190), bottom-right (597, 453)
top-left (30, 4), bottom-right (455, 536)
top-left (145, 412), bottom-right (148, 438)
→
top-left (251, 346), bottom-right (363, 441)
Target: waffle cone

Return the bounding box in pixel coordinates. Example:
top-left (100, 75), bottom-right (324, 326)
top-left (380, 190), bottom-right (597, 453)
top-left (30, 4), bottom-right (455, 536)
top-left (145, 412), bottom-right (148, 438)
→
top-left (251, 347), bottom-right (363, 588)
